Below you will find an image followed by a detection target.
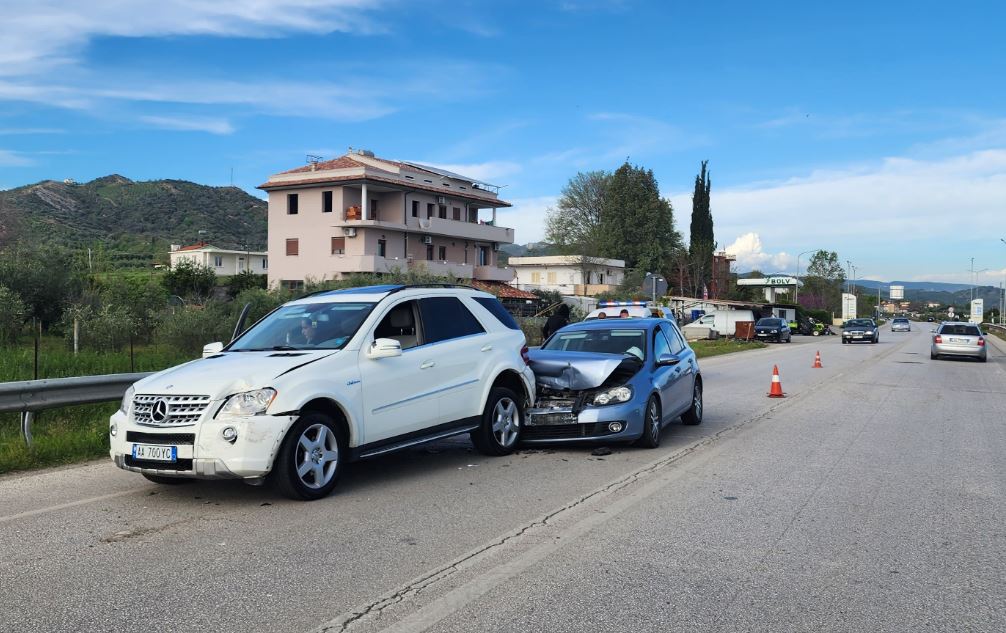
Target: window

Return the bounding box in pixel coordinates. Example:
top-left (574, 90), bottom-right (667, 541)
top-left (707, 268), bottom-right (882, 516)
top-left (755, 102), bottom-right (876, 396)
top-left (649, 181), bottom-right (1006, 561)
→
top-left (214, 255), bottom-right (223, 267)
top-left (662, 323), bottom-right (685, 355)
top-left (331, 237), bottom-right (345, 254)
top-left (418, 297), bottom-right (485, 344)
top-left (653, 329), bottom-right (671, 360)
top-left (285, 280), bottom-right (304, 291)
top-left (438, 246), bottom-right (446, 260)
top-left (452, 207), bottom-right (461, 221)
top-left (378, 239), bottom-right (387, 258)
top-left (371, 199), bottom-right (379, 218)
top-left (322, 191), bottom-right (333, 213)
top-left (262, 258), bottom-right (268, 269)
top-left (286, 238), bottom-right (299, 256)
top-left (531, 272), bottom-right (541, 284)
top-left (427, 203), bottom-right (434, 219)
top-left (438, 205), bottom-right (447, 219)
top-left (412, 200), bottom-right (419, 217)
top-left (426, 244), bottom-right (434, 261)
top-left (477, 246), bottom-right (488, 266)
top-left (474, 297), bottom-right (520, 330)
top-left (547, 272), bottom-right (557, 284)
top-left (287, 193), bottom-right (299, 215)
top-left (374, 301), bottom-right (420, 349)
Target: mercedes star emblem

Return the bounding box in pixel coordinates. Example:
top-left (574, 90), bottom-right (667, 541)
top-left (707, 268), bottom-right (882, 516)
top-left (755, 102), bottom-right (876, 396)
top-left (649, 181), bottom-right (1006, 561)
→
top-left (151, 399), bottom-right (170, 423)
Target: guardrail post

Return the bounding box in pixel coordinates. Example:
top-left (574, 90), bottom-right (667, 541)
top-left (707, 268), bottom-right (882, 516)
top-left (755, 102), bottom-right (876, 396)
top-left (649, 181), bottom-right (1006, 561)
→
top-left (21, 411), bottom-right (34, 448)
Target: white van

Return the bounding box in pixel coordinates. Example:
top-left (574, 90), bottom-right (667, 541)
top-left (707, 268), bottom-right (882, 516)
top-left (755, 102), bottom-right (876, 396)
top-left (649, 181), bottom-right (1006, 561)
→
top-left (681, 310), bottom-right (756, 337)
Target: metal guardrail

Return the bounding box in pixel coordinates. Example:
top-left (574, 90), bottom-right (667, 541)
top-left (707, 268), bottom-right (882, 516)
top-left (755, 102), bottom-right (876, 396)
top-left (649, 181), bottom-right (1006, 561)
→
top-left (0, 372), bottom-right (153, 447)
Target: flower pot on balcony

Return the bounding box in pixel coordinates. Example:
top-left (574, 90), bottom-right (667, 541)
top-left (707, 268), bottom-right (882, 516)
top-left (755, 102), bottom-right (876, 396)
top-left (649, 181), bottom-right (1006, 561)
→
top-left (346, 206), bottom-right (362, 220)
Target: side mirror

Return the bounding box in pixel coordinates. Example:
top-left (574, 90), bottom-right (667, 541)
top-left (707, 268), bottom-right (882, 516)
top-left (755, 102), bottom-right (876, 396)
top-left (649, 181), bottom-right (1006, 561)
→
top-left (368, 338), bottom-right (402, 359)
top-left (656, 353), bottom-right (680, 367)
top-left (202, 342), bottom-right (224, 357)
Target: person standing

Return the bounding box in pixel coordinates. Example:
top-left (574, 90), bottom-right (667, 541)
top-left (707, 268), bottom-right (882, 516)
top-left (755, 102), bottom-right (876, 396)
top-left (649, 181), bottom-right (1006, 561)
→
top-left (542, 303), bottom-right (571, 340)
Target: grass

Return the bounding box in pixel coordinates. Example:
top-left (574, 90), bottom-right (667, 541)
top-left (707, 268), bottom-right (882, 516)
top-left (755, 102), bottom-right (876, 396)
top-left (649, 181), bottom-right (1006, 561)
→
top-left (0, 337), bottom-right (195, 475)
top-left (690, 338), bottom-right (767, 358)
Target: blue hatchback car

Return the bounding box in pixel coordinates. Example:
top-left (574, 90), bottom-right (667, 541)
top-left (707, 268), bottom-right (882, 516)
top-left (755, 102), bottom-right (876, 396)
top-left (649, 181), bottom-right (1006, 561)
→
top-left (525, 318), bottom-right (702, 447)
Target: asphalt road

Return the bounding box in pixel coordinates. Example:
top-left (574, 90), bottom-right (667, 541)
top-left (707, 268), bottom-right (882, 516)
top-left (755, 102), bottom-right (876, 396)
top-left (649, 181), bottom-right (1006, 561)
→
top-left (1, 325), bottom-right (1003, 632)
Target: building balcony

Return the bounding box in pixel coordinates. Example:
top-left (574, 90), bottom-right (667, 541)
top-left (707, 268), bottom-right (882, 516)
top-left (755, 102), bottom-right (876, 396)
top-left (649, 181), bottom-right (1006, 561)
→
top-left (474, 265), bottom-right (515, 282)
top-left (406, 259), bottom-right (475, 279)
top-left (334, 215), bottom-right (514, 245)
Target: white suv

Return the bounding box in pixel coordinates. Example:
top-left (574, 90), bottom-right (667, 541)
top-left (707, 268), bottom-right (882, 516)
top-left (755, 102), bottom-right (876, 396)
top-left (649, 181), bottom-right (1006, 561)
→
top-left (109, 284), bottom-right (535, 500)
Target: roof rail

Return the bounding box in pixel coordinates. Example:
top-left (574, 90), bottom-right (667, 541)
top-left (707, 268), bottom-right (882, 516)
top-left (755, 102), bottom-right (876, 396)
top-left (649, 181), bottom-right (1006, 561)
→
top-left (385, 283), bottom-right (474, 295)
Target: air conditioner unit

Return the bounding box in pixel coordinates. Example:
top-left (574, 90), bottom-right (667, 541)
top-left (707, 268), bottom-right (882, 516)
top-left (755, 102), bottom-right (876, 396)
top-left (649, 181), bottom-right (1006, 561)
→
top-left (419, 219), bottom-right (432, 229)
top-left (423, 235), bottom-right (433, 245)
top-left (343, 227), bottom-right (357, 237)
top-left (437, 196), bottom-right (447, 205)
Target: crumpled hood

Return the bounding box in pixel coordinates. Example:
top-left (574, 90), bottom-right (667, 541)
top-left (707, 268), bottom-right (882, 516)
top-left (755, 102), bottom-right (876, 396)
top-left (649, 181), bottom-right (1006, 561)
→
top-left (135, 350), bottom-right (336, 399)
top-left (527, 350), bottom-right (636, 391)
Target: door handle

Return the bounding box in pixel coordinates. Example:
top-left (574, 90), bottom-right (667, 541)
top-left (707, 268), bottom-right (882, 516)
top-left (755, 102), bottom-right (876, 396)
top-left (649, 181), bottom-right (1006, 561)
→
top-left (481, 344), bottom-right (493, 352)
top-left (420, 360), bottom-right (436, 369)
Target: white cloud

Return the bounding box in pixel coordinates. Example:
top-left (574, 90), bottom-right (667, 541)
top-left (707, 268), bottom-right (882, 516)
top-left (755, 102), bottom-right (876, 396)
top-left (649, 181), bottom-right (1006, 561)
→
top-left (0, 1), bottom-right (387, 77)
top-left (0, 149), bottom-right (33, 166)
top-left (421, 161), bottom-right (522, 183)
top-left (723, 233), bottom-right (792, 273)
top-left (140, 115), bottom-right (234, 135)
top-left (0, 127), bottom-right (64, 135)
top-left (496, 196), bottom-right (556, 244)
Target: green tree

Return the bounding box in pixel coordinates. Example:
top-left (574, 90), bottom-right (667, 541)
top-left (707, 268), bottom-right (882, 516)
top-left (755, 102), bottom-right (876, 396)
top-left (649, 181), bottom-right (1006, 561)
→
top-left (600, 162), bottom-right (681, 276)
top-left (688, 160), bottom-right (714, 297)
top-left (0, 246), bottom-right (85, 326)
top-left (802, 250), bottom-right (845, 312)
top-left (162, 259), bottom-right (217, 300)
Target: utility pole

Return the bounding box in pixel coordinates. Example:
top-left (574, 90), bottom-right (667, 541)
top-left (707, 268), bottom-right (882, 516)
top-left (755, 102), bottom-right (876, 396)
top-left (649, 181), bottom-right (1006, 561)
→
top-left (795, 249), bottom-right (818, 305)
top-left (970, 257), bottom-right (975, 305)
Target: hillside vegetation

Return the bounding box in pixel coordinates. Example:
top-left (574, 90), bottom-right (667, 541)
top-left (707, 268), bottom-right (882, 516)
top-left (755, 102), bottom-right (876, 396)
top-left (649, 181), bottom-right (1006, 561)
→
top-left (0, 175), bottom-right (267, 265)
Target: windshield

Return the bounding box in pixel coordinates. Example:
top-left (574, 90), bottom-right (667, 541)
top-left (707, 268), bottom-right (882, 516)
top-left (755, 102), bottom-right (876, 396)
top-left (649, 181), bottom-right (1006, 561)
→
top-left (756, 318), bottom-right (782, 326)
top-left (542, 328), bottom-right (647, 360)
top-left (847, 319), bottom-right (874, 327)
top-left (894, 318), bottom-right (908, 323)
top-left (228, 301), bottom-right (375, 351)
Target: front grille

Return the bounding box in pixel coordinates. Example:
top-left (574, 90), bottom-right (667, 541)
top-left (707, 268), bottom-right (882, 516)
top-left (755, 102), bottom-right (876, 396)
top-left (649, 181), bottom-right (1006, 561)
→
top-left (126, 431), bottom-right (195, 445)
top-left (124, 455), bottom-right (194, 471)
top-left (522, 422), bottom-right (622, 441)
top-left (132, 394), bottom-right (211, 427)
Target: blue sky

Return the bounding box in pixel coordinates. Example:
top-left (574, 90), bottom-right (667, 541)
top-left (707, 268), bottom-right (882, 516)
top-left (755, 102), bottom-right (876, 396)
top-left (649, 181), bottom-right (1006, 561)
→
top-left (2, 0), bottom-right (1005, 285)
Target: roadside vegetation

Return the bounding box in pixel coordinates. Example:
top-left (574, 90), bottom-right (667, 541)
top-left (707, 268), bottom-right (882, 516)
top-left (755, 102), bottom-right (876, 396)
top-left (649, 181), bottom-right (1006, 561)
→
top-left (690, 339), bottom-right (767, 358)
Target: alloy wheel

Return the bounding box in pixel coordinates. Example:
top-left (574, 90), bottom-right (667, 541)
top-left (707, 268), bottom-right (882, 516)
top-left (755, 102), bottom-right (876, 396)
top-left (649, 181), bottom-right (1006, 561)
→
top-left (295, 423), bottom-right (339, 489)
top-left (492, 397), bottom-right (520, 448)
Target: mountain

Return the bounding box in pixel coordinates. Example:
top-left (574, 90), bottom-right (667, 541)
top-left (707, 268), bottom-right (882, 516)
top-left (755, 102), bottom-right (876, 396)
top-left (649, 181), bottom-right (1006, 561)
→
top-left (846, 280), bottom-right (1003, 309)
top-left (849, 280), bottom-right (973, 293)
top-left (499, 242), bottom-right (560, 257)
top-left (0, 175), bottom-right (267, 265)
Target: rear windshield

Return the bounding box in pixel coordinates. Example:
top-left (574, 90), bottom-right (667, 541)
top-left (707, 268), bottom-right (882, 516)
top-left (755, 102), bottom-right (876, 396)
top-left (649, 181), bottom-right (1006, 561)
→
top-left (940, 325), bottom-right (981, 336)
top-left (756, 318), bottom-right (783, 326)
top-left (893, 318), bottom-right (909, 323)
top-left (473, 296), bottom-right (520, 330)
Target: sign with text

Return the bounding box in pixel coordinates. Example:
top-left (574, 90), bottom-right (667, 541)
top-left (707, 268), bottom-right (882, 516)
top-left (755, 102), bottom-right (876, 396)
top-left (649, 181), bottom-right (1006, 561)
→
top-left (970, 299), bottom-right (983, 324)
top-left (842, 293), bottom-right (857, 321)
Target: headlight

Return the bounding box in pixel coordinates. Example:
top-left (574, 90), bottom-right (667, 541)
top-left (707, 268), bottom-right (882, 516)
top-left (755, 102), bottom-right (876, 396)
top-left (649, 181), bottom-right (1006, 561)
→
top-left (119, 385), bottom-right (135, 414)
top-left (218, 388), bottom-right (277, 417)
top-left (770, 329), bottom-right (778, 333)
top-left (865, 330), bottom-right (874, 335)
top-left (592, 385), bottom-right (633, 406)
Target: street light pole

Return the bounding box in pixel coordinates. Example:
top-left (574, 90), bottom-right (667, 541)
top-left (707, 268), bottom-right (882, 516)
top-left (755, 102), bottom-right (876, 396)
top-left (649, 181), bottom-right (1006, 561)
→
top-left (795, 249), bottom-right (818, 305)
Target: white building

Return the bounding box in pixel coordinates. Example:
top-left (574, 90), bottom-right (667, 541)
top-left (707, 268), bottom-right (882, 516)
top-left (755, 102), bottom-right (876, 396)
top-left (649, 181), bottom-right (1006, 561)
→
top-left (169, 243), bottom-right (268, 276)
top-left (509, 256), bottom-right (625, 296)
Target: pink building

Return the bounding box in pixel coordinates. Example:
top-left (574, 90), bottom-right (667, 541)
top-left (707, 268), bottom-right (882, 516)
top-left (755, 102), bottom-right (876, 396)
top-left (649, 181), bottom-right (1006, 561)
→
top-left (258, 149), bottom-right (516, 289)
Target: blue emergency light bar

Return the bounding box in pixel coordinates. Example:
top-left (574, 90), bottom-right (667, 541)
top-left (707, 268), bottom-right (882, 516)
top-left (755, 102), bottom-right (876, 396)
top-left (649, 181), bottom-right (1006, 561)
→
top-left (597, 300), bottom-right (650, 307)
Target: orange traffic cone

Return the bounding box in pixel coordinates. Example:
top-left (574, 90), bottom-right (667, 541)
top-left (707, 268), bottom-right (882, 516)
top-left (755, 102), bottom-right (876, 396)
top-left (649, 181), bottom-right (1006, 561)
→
top-left (767, 364), bottom-right (786, 398)
top-left (812, 351), bottom-right (823, 368)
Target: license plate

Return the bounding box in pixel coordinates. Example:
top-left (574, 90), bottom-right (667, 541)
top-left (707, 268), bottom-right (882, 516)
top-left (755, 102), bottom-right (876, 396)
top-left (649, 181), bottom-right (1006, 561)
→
top-left (131, 444), bottom-right (178, 462)
top-left (529, 412), bottom-right (578, 426)
top-left (949, 337), bottom-right (967, 343)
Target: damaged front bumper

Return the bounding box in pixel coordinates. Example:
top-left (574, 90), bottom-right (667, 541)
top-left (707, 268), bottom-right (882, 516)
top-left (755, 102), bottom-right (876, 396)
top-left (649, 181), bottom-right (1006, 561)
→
top-left (522, 398), bottom-right (646, 444)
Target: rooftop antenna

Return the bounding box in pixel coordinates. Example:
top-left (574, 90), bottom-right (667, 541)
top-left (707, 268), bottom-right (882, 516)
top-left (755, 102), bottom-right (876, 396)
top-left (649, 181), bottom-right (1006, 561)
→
top-left (306, 154), bottom-right (322, 165)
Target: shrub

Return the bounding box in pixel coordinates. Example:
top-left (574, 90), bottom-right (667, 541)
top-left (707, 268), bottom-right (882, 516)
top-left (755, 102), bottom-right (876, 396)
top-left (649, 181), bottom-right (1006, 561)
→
top-left (61, 304), bottom-right (139, 352)
top-left (153, 303), bottom-right (234, 355)
top-left (226, 271), bottom-right (267, 297)
top-left (0, 286), bottom-right (28, 343)
top-left (163, 259), bottom-right (216, 300)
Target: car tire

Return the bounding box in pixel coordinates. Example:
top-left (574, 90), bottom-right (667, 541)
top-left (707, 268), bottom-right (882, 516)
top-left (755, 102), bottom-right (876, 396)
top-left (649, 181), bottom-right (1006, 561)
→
top-left (931, 351), bottom-right (938, 360)
top-left (142, 473), bottom-right (193, 485)
top-left (271, 411), bottom-right (345, 501)
top-left (471, 387), bottom-right (522, 456)
top-left (635, 396), bottom-right (662, 448)
top-left (681, 381), bottom-right (703, 426)
top-left (980, 356), bottom-right (987, 363)
top-left (842, 339), bottom-right (848, 344)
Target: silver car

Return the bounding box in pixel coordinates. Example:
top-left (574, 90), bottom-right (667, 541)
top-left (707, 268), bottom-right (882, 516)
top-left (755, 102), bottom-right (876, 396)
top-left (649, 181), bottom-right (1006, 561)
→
top-left (891, 318), bottom-right (911, 332)
top-left (931, 322), bottom-right (987, 362)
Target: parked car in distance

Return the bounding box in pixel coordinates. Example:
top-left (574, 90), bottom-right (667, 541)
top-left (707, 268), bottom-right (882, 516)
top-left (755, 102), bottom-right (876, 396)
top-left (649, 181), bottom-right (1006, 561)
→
top-left (584, 300), bottom-right (668, 320)
top-left (931, 321), bottom-right (987, 362)
top-left (109, 284), bottom-right (536, 500)
top-left (842, 318), bottom-right (879, 344)
top-left (754, 317), bottom-right (792, 343)
top-left (891, 317), bottom-right (911, 332)
top-left (526, 318), bottom-right (701, 447)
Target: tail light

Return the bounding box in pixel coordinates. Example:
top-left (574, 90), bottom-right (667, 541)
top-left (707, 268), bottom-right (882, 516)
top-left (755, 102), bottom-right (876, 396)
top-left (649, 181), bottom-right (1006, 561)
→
top-left (934, 335), bottom-right (942, 344)
top-left (520, 345), bottom-right (530, 365)
top-left (978, 337), bottom-right (985, 346)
